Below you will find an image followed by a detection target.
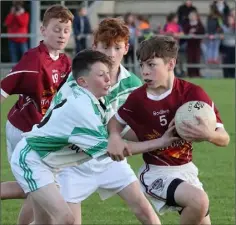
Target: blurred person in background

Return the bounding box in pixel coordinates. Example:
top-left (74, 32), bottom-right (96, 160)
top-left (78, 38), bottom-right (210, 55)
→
top-left (73, 6), bottom-right (92, 53)
top-left (206, 5), bottom-right (223, 64)
top-left (211, 0), bottom-right (230, 22)
top-left (123, 12), bottom-right (137, 72)
top-left (183, 11), bottom-right (205, 77)
top-left (176, 1), bottom-right (198, 65)
top-left (136, 15), bottom-right (153, 43)
top-left (177, 1), bottom-right (197, 27)
top-left (162, 12), bottom-right (185, 77)
top-left (220, 14), bottom-right (235, 78)
top-left (4, 1), bottom-right (29, 63)
top-left (230, 8), bottom-right (235, 25)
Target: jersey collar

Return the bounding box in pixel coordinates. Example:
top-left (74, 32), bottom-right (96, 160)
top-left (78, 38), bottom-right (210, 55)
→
top-left (77, 86), bottom-right (100, 105)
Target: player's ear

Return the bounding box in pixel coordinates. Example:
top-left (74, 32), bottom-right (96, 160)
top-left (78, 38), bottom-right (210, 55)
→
top-left (77, 77), bottom-right (88, 87)
top-left (168, 58), bottom-right (176, 71)
top-left (124, 43), bottom-right (129, 55)
top-left (40, 25), bottom-right (46, 37)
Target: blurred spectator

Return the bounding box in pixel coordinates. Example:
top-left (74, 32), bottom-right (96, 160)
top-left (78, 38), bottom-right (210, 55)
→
top-left (183, 11), bottom-right (205, 77)
top-left (206, 5), bottom-right (223, 64)
top-left (4, 1), bottom-right (29, 62)
top-left (162, 13), bottom-right (183, 38)
top-left (177, 1), bottom-right (197, 27)
top-left (73, 6), bottom-right (91, 53)
top-left (123, 12), bottom-right (136, 71)
top-left (211, 0), bottom-right (230, 22)
top-left (230, 8), bottom-right (235, 25)
top-left (136, 15), bottom-right (153, 42)
top-left (220, 15), bottom-right (235, 78)
top-left (162, 13), bottom-right (185, 77)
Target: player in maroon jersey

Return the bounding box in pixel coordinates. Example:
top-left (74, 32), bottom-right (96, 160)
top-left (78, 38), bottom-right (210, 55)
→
top-left (107, 36), bottom-right (230, 225)
top-left (0, 5), bottom-right (73, 225)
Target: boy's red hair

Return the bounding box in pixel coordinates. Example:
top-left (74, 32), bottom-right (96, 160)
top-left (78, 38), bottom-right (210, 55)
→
top-left (93, 18), bottom-right (130, 46)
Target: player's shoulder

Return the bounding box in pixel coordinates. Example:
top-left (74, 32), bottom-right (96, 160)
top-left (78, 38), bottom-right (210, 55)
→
top-left (67, 88), bottom-right (92, 105)
top-left (120, 65), bottom-right (142, 87)
top-left (19, 46), bottom-right (41, 61)
top-left (175, 78), bottom-right (206, 94)
top-left (59, 53), bottom-right (72, 65)
top-left (175, 78), bottom-right (210, 101)
top-left (127, 84), bottom-right (146, 100)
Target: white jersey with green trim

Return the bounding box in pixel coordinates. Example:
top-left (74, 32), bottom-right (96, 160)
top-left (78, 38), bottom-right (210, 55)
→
top-left (49, 65), bottom-right (142, 123)
top-left (23, 86), bottom-right (108, 168)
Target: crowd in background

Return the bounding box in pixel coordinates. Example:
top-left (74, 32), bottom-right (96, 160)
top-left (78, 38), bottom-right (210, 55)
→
top-left (122, 0), bottom-right (235, 78)
top-left (3, 0), bottom-right (235, 78)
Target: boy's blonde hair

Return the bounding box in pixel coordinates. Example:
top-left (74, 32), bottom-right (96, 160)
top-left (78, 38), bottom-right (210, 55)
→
top-left (42, 5), bottom-right (74, 26)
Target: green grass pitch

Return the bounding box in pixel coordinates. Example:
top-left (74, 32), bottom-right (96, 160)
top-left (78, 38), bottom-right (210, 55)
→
top-left (1, 78), bottom-right (235, 224)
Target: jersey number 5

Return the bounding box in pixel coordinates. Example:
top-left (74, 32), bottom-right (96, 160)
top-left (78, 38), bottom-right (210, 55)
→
top-left (159, 115), bottom-right (167, 126)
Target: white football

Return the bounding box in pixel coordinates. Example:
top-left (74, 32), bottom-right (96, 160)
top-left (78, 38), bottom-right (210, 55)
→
top-left (175, 101), bottom-right (216, 141)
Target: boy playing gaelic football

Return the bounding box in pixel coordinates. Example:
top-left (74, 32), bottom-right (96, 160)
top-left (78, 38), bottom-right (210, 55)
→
top-left (108, 35), bottom-right (230, 225)
top-left (1, 5), bottom-right (73, 224)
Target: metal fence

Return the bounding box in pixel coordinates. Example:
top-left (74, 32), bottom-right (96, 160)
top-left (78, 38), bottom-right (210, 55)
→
top-left (1, 32), bottom-right (235, 79)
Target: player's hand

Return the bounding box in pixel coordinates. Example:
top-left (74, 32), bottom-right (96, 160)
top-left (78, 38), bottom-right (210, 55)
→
top-left (107, 134), bottom-right (131, 161)
top-left (160, 123), bottom-right (180, 147)
top-left (181, 116), bottom-right (213, 142)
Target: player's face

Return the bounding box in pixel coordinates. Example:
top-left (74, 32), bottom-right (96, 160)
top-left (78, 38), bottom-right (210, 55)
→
top-left (41, 18), bottom-right (72, 51)
top-left (140, 57), bottom-right (175, 89)
top-left (85, 62), bottom-right (111, 98)
top-left (93, 41), bottom-right (128, 69)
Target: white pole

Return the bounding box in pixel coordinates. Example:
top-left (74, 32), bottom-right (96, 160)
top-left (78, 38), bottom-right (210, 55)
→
top-left (30, 0), bottom-right (40, 48)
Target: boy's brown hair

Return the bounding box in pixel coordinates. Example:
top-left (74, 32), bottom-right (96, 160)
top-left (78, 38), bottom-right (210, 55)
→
top-left (72, 49), bottom-right (112, 80)
top-left (93, 18), bottom-right (130, 46)
top-left (136, 35), bottom-right (179, 63)
top-left (42, 5), bottom-right (74, 26)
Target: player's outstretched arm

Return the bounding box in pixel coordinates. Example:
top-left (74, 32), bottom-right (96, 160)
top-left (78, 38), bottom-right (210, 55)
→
top-left (107, 116), bottom-right (180, 161)
top-left (125, 125), bottom-right (180, 156)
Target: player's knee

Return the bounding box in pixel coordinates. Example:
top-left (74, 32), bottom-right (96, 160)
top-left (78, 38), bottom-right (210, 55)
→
top-left (133, 196), bottom-right (157, 223)
top-left (190, 190), bottom-right (209, 217)
top-left (57, 211), bottom-right (75, 225)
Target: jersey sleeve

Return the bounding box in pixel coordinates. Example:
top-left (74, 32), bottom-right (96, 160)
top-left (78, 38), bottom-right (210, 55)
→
top-left (184, 85), bottom-right (223, 128)
top-left (0, 51), bottom-right (40, 98)
top-left (68, 96), bottom-right (108, 159)
top-left (116, 92), bottom-right (138, 126)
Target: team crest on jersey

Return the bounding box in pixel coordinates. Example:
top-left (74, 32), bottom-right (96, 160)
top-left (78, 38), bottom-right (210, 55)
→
top-left (60, 73), bottom-right (67, 78)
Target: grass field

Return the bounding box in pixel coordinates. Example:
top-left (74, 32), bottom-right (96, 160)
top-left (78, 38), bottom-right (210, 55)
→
top-left (1, 78), bottom-right (235, 225)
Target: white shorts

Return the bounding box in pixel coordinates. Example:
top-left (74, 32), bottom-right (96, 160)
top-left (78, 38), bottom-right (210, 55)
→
top-left (6, 120), bottom-right (23, 162)
top-left (10, 138), bottom-right (56, 194)
top-left (58, 158), bottom-right (137, 203)
top-left (138, 162), bottom-right (203, 215)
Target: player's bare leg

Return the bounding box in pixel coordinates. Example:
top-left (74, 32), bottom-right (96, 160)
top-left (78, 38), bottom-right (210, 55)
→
top-left (118, 181), bottom-right (161, 225)
top-left (1, 181), bottom-right (26, 199)
top-left (17, 197), bottom-right (34, 225)
top-left (174, 182), bottom-right (209, 225)
top-left (29, 183), bottom-right (74, 225)
top-left (28, 195), bottom-right (53, 225)
top-left (68, 203), bottom-right (82, 225)
top-left (201, 215), bottom-right (211, 225)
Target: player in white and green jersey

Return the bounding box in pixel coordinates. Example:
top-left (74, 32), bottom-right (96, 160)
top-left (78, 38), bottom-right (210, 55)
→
top-left (57, 18), bottom-right (162, 225)
top-left (10, 50), bottom-right (113, 225)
